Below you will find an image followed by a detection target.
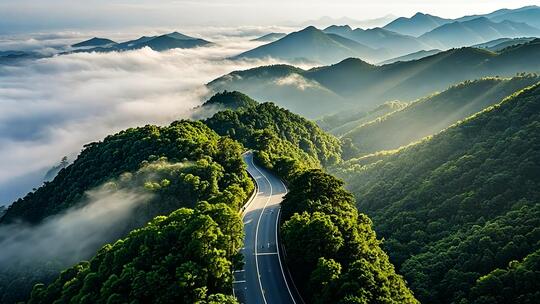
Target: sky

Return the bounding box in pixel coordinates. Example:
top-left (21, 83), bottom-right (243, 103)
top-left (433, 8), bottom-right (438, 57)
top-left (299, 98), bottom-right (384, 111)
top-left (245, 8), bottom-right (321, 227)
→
top-left (0, 0), bottom-right (539, 33)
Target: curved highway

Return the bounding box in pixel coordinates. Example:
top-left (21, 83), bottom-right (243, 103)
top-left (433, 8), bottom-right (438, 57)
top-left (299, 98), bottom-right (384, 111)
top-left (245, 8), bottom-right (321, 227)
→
top-left (233, 152), bottom-right (297, 304)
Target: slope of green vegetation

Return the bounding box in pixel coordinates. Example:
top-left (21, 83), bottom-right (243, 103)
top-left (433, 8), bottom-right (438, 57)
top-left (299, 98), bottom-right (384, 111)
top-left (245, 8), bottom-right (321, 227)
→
top-left (29, 202), bottom-right (242, 304)
top-left (200, 91), bottom-right (258, 111)
top-left (316, 101), bottom-right (407, 136)
top-left (0, 120), bottom-right (253, 303)
top-left (280, 170), bottom-right (418, 304)
top-left (204, 101), bottom-right (343, 179)
top-left (1, 121), bottom-right (251, 224)
top-left (333, 82), bottom-right (540, 303)
top-left (343, 74), bottom-right (540, 156)
top-left (468, 248), bottom-right (540, 304)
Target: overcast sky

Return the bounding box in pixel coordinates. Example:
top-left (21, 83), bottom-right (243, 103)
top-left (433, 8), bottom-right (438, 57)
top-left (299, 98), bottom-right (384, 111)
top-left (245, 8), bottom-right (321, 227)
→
top-left (0, 0), bottom-right (538, 33)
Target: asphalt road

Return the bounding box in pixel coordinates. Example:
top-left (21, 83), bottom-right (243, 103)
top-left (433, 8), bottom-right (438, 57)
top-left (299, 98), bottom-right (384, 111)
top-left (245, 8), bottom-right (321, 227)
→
top-left (233, 152), bottom-right (297, 304)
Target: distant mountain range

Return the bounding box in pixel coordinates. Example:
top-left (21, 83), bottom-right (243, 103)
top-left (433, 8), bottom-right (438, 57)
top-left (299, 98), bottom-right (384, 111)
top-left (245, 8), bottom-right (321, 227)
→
top-left (232, 6), bottom-right (540, 67)
top-left (298, 14), bottom-right (397, 29)
top-left (71, 37), bottom-right (117, 48)
top-left (233, 26), bottom-right (388, 64)
top-left (69, 32), bottom-right (212, 53)
top-left (472, 37), bottom-right (536, 51)
top-left (457, 5), bottom-right (540, 28)
top-left (378, 49), bottom-right (442, 65)
top-left (251, 33), bottom-right (287, 42)
top-left (383, 12), bottom-right (452, 37)
top-left (0, 50), bottom-right (42, 65)
top-left (211, 38), bottom-right (540, 118)
top-left (419, 17), bottom-right (540, 49)
top-left (323, 25), bottom-right (431, 57)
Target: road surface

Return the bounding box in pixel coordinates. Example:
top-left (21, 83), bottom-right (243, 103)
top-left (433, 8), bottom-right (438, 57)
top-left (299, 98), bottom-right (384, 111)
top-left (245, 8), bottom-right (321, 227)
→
top-left (233, 152), bottom-right (297, 304)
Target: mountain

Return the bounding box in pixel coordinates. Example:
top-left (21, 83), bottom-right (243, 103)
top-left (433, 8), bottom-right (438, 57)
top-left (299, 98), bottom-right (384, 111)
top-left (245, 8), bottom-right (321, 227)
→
top-left (323, 25), bottom-right (431, 57)
top-left (458, 5), bottom-right (540, 28)
top-left (317, 101), bottom-right (407, 136)
top-left (383, 12), bottom-right (452, 37)
top-left (251, 32), bottom-right (287, 42)
top-left (490, 5), bottom-right (540, 28)
top-left (210, 40), bottom-right (540, 117)
top-left (0, 119), bottom-right (254, 303)
top-left (333, 81), bottom-right (540, 304)
top-left (71, 37), bottom-right (117, 48)
top-left (298, 14), bottom-right (397, 29)
top-left (233, 26), bottom-right (387, 65)
top-left (68, 32), bottom-right (212, 53)
top-left (378, 49), bottom-right (442, 64)
top-left (473, 37), bottom-right (536, 51)
top-left (0, 50), bottom-right (42, 65)
top-left (341, 75), bottom-right (540, 156)
top-left (420, 17), bottom-right (540, 49)
top-left (201, 90), bottom-right (258, 110)
top-left (207, 64), bottom-right (351, 118)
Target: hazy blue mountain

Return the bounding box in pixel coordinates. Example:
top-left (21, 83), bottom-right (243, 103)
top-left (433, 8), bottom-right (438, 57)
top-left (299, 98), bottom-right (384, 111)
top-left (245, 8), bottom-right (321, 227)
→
top-left (67, 32), bottom-right (212, 53)
top-left (473, 37), bottom-right (536, 51)
top-left (378, 49), bottom-right (442, 65)
top-left (420, 17), bottom-right (540, 49)
top-left (251, 32), bottom-right (287, 42)
top-left (383, 12), bottom-right (452, 36)
top-left (233, 26), bottom-right (387, 64)
top-left (490, 5), bottom-right (540, 28)
top-left (210, 40), bottom-right (540, 116)
top-left (324, 25), bottom-right (432, 57)
top-left (71, 37), bottom-right (117, 48)
top-left (298, 14), bottom-right (397, 29)
top-left (458, 5), bottom-right (540, 28)
top-left (0, 50), bottom-right (42, 65)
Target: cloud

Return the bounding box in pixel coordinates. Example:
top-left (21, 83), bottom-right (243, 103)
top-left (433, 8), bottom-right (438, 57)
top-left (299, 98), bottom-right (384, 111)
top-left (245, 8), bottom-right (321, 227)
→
top-left (0, 184), bottom-right (153, 268)
top-left (0, 35), bottom-right (281, 204)
top-left (274, 73), bottom-right (321, 90)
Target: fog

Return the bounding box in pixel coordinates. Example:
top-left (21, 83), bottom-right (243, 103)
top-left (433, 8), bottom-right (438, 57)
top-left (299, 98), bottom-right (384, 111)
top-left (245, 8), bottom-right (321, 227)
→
top-left (0, 34), bottom-right (283, 205)
top-left (0, 185), bottom-right (152, 268)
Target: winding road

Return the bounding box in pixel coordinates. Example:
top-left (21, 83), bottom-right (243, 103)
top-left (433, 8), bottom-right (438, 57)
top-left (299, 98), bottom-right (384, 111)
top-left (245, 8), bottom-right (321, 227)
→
top-left (233, 152), bottom-right (298, 304)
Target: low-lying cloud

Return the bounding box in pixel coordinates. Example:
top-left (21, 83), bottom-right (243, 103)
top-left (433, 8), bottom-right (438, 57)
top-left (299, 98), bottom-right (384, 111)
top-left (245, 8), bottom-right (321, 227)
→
top-left (0, 185), bottom-right (152, 268)
top-left (0, 35), bottom-right (282, 204)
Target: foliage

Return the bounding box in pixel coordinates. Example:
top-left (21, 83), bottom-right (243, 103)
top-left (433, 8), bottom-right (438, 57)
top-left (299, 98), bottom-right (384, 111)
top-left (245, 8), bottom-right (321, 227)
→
top-left (205, 101), bottom-right (342, 179)
top-left (342, 75), bottom-right (540, 156)
top-left (201, 90), bottom-right (258, 110)
top-left (468, 248), bottom-right (540, 304)
top-left (281, 170), bottom-right (418, 304)
top-left (0, 120), bottom-right (253, 303)
top-left (334, 82), bottom-right (540, 303)
top-left (28, 202), bottom-right (242, 304)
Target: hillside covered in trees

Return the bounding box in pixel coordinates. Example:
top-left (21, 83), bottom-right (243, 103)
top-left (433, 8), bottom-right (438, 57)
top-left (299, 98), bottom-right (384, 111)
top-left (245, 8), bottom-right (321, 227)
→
top-left (0, 91), bottom-right (420, 304)
top-left (341, 74), bottom-right (540, 156)
top-left (0, 120), bottom-right (254, 303)
top-left (333, 82), bottom-right (540, 303)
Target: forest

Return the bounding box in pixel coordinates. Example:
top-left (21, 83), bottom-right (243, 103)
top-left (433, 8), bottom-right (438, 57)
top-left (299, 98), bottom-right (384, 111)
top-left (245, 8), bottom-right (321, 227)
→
top-left (333, 83), bottom-right (540, 303)
top-left (1, 82), bottom-right (540, 303)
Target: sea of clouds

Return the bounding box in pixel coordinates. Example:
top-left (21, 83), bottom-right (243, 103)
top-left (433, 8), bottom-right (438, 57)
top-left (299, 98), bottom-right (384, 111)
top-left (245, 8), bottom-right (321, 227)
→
top-left (0, 28), bottom-right (295, 205)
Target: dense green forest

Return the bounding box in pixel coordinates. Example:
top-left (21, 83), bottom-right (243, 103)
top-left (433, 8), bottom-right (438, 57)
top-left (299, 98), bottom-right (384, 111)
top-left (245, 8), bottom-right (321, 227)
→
top-left (29, 202), bottom-right (242, 304)
top-left (280, 170), bottom-right (418, 303)
top-left (204, 100), bottom-right (342, 179)
top-left (342, 74), bottom-right (540, 156)
top-left (0, 120), bottom-right (253, 303)
top-left (333, 82), bottom-right (540, 303)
